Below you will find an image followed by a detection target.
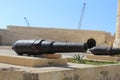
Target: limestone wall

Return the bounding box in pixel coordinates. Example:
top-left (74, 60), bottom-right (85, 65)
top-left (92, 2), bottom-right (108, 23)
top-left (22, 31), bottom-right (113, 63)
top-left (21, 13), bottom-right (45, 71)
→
top-left (0, 29), bottom-right (16, 45)
top-left (105, 33), bottom-right (115, 46)
top-left (6, 26), bottom-right (106, 46)
top-left (0, 29), bottom-right (34, 45)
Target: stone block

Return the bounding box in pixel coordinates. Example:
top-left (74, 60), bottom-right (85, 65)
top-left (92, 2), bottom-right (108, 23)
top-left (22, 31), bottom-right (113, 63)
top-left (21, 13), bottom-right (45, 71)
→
top-left (86, 54), bottom-right (120, 61)
top-left (38, 54), bottom-right (62, 59)
top-left (0, 55), bottom-right (67, 67)
top-left (0, 63), bottom-right (120, 80)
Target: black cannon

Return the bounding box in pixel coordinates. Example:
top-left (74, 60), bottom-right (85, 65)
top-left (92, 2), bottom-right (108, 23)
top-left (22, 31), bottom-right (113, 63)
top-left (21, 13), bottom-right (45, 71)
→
top-left (12, 39), bottom-right (88, 55)
top-left (90, 46), bottom-right (120, 55)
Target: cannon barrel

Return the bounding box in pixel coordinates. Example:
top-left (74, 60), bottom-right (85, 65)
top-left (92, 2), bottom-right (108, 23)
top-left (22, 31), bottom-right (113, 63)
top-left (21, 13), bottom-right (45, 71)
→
top-left (12, 40), bottom-right (88, 55)
top-left (90, 46), bottom-right (120, 55)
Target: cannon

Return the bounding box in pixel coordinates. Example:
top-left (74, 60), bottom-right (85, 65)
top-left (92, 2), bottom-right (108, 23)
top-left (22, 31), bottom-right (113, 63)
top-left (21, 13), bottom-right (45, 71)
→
top-left (90, 46), bottom-right (120, 55)
top-left (12, 39), bottom-right (88, 55)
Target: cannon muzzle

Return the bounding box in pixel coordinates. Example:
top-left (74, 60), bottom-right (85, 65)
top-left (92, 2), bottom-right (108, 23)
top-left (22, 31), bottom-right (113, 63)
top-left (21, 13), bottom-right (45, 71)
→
top-left (12, 40), bottom-right (88, 55)
top-left (90, 46), bottom-right (120, 55)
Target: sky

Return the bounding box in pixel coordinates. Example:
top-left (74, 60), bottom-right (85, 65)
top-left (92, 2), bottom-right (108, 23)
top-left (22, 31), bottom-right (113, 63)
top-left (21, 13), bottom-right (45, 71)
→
top-left (0, 0), bottom-right (118, 34)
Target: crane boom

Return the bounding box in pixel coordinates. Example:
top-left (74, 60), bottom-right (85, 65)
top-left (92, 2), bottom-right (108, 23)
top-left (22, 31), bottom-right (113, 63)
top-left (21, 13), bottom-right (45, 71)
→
top-left (78, 3), bottom-right (86, 29)
top-left (24, 17), bottom-right (30, 27)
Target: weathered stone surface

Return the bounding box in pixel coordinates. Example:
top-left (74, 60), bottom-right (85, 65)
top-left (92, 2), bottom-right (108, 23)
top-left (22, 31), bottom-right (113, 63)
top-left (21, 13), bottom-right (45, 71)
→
top-left (0, 55), bottom-right (67, 67)
top-left (73, 64), bottom-right (120, 80)
top-left (0, 62), bottom-right (120, 80)
top-left (23, 73), bottom-right (39, 80)
top-left (86, 54), bottom-right (120, 61)
top-left (0, 69), bottom-right (23, 80)
top-left (39, 54), bottom-right (62, 59)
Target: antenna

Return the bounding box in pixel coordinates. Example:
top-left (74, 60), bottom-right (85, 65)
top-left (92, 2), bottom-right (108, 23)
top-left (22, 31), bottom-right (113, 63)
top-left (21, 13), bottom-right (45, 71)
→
top-left (24, 17), bottom-right (30, 27)
top-left (78, 3), bottom-right (86, 29)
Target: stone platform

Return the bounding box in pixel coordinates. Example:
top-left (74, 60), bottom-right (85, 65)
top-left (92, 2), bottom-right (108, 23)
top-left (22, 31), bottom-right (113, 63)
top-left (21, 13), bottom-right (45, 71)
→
top-left (0, 62), bottom-right (120, 80)
top-left (86, 54), bottom-right (120, 61)
top-left (0, 55), bottom-right (67, 67)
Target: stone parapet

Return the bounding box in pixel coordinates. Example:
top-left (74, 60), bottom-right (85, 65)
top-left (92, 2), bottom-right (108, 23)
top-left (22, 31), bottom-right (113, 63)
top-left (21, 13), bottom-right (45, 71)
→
top-left (0, 62), bottom-right (120, 80)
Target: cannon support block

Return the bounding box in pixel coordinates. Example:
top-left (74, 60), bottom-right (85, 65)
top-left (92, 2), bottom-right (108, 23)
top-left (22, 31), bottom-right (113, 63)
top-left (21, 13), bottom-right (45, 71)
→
top-left (0, 55), bottom-right (67, 67)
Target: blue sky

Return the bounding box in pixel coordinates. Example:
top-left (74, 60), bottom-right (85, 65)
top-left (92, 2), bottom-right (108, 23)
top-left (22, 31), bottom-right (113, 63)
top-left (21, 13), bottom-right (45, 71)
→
top-left (0, 0), bottom-right (118, 34)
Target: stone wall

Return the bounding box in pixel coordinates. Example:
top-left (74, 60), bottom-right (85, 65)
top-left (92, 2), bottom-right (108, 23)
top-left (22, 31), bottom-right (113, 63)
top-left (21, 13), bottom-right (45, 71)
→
top-left (0, 29), bottom-right (34, 45)
top-left (0, 29), bottom-right (15, 45)
top-left (0, 62), bottom-right (120, 80)
top-left (0, 25), bottom-right (114, 46)
top-left (6, 26), bottom-right (106, 46)
top-left (105, 33), bottom-right (115, 46)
